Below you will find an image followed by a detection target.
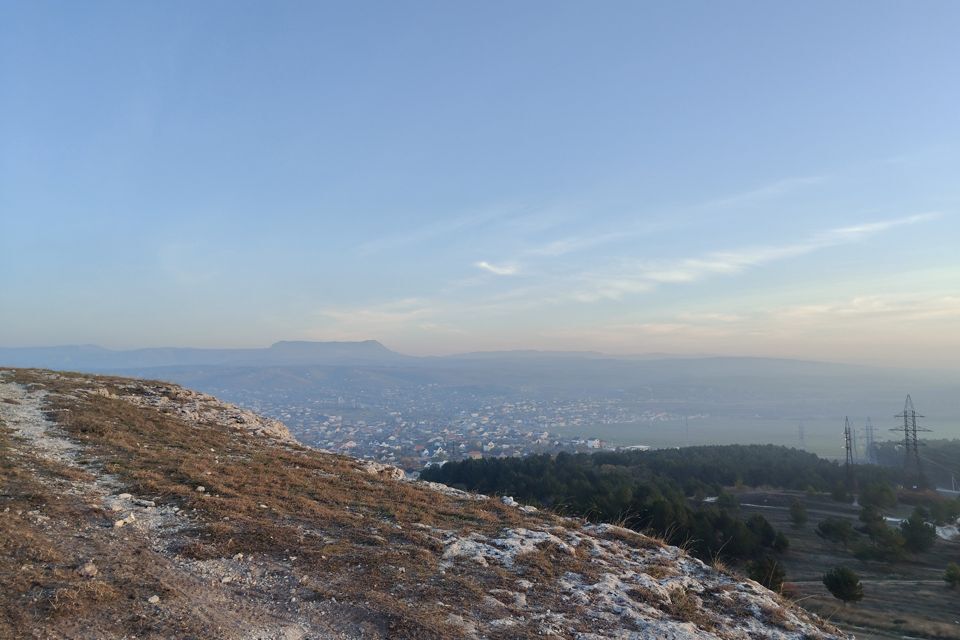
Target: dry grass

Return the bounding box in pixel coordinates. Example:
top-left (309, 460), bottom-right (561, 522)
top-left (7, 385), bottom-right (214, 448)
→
top-left (625, 585), bottom-right (660, 604)
top-left (4, 369), bottom-right (576, 639)
top-left (596, 523), bottom-right (665, 550)
top-left (800, 593), bottom-right (960, 639)
top-left (759, 602), bottom-right (795, 631)
top-left (710, 558), bottom-right (730, 574)
top-left (645, 563), bottom-right (676, 580)
top-left (0, 422), bottom-right (169, 637)
top-left (664, 587), bottom-right (715, 630)
top-left (5, 368), bottom-right (839, 640)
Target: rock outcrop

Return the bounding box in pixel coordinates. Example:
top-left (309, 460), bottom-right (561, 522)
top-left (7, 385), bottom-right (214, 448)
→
top-left (88, 381), bottom-right (296, 442)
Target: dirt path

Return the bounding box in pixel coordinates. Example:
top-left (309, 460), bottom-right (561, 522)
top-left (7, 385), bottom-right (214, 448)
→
top-left (0, 373), bottom-right (185, 540)
top-left (0, 375), bottom-right (85, 466)
top-left (0, 371), bottom-right (358, 639)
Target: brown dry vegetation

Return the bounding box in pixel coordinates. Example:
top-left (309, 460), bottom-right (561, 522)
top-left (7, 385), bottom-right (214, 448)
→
top-left (0, 369), bottom-right (616, 639)
top-left (0, 410), bottom-right (207, 638)
top-left (0, 369), bottom-right (851, 640)
top-left (666, 587), bottom-right (714, 629)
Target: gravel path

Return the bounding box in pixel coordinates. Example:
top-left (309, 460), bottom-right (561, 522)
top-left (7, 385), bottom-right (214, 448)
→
top-left (0, 373), bottom-right (83, 465)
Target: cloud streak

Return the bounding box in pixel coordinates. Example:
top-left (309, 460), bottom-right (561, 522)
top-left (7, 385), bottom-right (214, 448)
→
top-left (357, 204), bottom-right (521, 255)
top-left (696, 175), bottom-right (828, 211)
top-left (524, 231), bottom-right (631, 257)
top-left (307, 211), bottom-right (947, 358)
top-left (475, 261), bottom-right (519, 276)
top-left (566, 212), bottom-right (942, 301)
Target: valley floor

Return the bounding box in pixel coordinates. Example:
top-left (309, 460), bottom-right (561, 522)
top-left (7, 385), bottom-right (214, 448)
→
top-left (736, 490), bottom-right (960, 640)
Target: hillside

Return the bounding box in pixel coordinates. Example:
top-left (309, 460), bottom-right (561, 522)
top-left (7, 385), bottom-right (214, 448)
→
top-left (0, 369), bottom-right (847, 639)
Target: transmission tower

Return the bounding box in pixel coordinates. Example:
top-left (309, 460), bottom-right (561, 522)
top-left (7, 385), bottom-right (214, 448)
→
top-left (798, 423), bottom-right (806, 450)
top-left (864, 417), bottom-right (878, 465)
top-left (843, 417), bottom-right (854, 489)
top-left (891, 395), bottom-right (931, 488)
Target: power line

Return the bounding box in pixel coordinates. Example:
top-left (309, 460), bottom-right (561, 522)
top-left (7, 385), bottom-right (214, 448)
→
top-left (864, 417), bottom-right (878, 465)
top-left (917, 453), bottom-right (959, 492)
top-left (844, 416), bottom-right (854, 490)
top-left (891, 394), bottom-right (931, 488)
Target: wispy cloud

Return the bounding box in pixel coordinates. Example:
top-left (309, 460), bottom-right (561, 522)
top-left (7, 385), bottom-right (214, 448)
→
top-left (676, 312), bottom-right (745, 323)
top-left (317, 298), bottom-right (431, 324)
top-left (357, 204), bottom-right (521, 255)
top-left (474, 261), bottom-right (519, 276)
top-left (824, 212), bottom-right (940, 240)
top-left (524, 231), bottom-right (631, 257)
top-left (697, 175), bottom-right (828, 211)
top-left (566, 212), bottom-right (942, 302)
top-left (309, 211), bottom-right (945, 355)
top-left (309, 298), bottom-right (439, 340)
top-left (543, 321), bottom-right (735, 346)
top-left (567, 277), bottom-right (655, 303)
top-left (355, 200), bottom-right (581, 256)
top-left (776, 293), bottom-right (960, 323)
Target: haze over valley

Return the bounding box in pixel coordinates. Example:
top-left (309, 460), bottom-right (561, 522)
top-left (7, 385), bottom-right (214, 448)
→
top-left (4, 341), bottom-right (957, 469)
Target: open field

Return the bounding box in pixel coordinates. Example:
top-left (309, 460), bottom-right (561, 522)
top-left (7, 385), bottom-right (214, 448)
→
top-left (554, 417), bottom-right (960, 461)
top-left (553, 417), bottom-right (855, 458)
top-left (735, 489), bottom-right (960, 639)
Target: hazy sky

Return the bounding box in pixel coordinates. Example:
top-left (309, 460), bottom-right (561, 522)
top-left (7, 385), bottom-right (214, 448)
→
top-left (2, 2), bottom-right (959, 365)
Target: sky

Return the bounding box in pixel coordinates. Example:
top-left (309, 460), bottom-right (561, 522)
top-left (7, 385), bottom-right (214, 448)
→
top-left (2, 1), bottom-right (959, 366)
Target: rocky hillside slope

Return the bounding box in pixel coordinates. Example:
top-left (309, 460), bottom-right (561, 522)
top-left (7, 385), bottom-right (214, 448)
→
top-left (0, 369), bottom-right (848, 639)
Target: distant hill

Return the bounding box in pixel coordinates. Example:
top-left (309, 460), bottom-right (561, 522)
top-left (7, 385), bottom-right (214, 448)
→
top-left (0, 340), bottom-right (407, 370)
top-left (3, 342), bottom-right (958, 447)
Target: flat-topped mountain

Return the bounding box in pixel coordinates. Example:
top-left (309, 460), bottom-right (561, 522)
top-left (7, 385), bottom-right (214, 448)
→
top-left (0, 368), bottom-right (846, 639)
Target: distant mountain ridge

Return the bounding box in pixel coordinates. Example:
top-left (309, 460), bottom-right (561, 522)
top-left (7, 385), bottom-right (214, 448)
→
top-left (0, 339), bottom-right (882, 372)
top-left (5, 341), bottom-right (958, 429)
top-left (0, 340), bottom-right (407, 370)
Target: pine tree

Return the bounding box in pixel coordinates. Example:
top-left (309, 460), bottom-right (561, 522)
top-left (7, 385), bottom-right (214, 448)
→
top-left (945, 562), bottom-right (960, 589)
top-left (900, 508), bottom-right (936, 553)
top-left (823, 566), bottom-right (863, 606)
top-left (789, 499), bottom-right (807, 528)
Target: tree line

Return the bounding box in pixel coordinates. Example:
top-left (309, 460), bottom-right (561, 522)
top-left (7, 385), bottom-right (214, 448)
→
top-left (421, 444), bottom-right (843, 563)
top-left (423, 443), bottom-right (960, 603)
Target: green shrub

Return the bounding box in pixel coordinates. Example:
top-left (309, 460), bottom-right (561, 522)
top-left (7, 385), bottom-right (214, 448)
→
top-left (816, 517), bottom-right (855, 546)
top-left (823, 566), bottom-right (863, 605)
top-left (789, 499), bottom-right (807, 528)
top-left (748, 556), bottom-right (785, 592)
top-left (945, 562), bottom-right (960, 589)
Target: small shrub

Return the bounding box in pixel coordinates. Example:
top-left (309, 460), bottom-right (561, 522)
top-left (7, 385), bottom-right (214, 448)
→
top-left (789, 499), bottom-right (807, 528)
top-left (772, 531), bottom-right (789, 553)
top-left (822, 566), bottom-right (863, 606)
top-left (816, 517), bottom-right (855, 546)
top-left (944, 562), bottom-right (960, 588)
top-left (748, 555), bottom-right (785, 592)
top-left (900, 508), bottom-right (936, 553)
